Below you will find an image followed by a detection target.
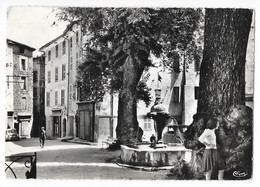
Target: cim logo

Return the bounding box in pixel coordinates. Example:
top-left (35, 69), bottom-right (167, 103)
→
top-left (233, 171), bottom-right (248, 178)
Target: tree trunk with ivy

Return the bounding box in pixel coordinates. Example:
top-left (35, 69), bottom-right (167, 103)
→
top-left (116, 55), bottom-right (144, 145)
top-left (184, 9), bottom-right (253, 180)
top-left (198, 8), bottom-right (252, 115)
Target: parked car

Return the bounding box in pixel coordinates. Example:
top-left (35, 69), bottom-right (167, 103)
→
top-left (5, 128), bottom-right (20, 141)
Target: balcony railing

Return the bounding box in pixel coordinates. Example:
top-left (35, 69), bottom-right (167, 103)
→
top-left (5, 152), bottom-right (37, 179)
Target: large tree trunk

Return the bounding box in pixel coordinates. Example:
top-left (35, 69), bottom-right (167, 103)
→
top-left (116, 55), bottom-right (144, 145)
top-left (184, 9), bottom-right (253, 180)
top-left (197, 9), bottom-right (252, 116)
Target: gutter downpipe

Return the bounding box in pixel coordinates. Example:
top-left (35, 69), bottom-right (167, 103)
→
top-left (67, 37), bottom-right (71, 137)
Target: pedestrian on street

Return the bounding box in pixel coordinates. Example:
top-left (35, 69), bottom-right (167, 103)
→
top-left (198, 117), bottom-right (225, 180)
top-left (39, 126), bottom-right (47, 148)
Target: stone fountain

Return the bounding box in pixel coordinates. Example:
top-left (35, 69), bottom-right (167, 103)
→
top-left (119, 99), bottom-right (191, 167)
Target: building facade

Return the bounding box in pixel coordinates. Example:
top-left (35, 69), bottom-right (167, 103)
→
top-left (40, 23), bottom-right (118, 143)
top-left (40, 24), bottom-right (80, 138)
top-left (6, 39), bottom-right (35, 138)
top-left (137, 55), bottom-right (200, 141)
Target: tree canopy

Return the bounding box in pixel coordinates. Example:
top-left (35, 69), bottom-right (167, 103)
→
top-left (57, 7), bottom-right (203, 144)
top-left (57, 8), bottom-right (202, 102)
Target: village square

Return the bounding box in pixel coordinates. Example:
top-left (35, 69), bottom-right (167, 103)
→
top-left (4, 6), bottom-right (254, 181)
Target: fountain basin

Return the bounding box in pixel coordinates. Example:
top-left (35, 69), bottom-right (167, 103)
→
top-left (120, 144), bottom-right (191, 167)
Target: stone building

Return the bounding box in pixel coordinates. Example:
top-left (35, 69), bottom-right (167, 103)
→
top-left (40, 22), bottom-right (118, 143)
top-left (39, 23), bottom-right (81, 138)
top-left (6, 39), bottom-right (35, 138)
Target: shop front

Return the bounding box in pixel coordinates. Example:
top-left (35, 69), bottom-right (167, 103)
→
top-left (51, 108), bottom-right (62, 138)
top-left (17, 113), bottom-right (32, 138)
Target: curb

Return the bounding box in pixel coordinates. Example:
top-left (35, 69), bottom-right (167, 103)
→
top-left (58, 136), bottom-right (74, 142)
top-left (65, 138), bottom-right (99, 146)
top-left (113, 158), bottom-right (173, 171)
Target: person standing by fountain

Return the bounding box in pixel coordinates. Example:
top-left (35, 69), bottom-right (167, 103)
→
top-left (198, 118), bottom-right (225, 180)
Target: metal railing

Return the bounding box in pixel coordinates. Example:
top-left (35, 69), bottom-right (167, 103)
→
top-left (5, 152), bottom-right (37, 179)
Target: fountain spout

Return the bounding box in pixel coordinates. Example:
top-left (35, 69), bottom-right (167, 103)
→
top-left (147, 98), bottom-right (172, 141)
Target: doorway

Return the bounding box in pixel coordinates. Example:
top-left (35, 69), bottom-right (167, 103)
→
top-left (77, 102), bottom-right (95, 142)
top-left (63, 118), bottom-right (66, 137)
top-left (53, 116), bottom-right (61, 137)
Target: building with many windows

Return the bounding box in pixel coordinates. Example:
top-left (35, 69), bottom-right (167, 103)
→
top-left (41, 24), bottom-right (117, 143)
top-left (39, 23), bottom-right (82, 138)
top-left (40, 23), bottom-right (119, 142)
top-left (6, 39), bottom-right (35, 138)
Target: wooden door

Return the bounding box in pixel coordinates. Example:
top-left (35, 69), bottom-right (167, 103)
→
top-left (79, 111), bottom-right (85, 139)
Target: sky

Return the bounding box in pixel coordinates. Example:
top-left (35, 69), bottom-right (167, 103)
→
top-left (6, 7), bottom-right (68, 56)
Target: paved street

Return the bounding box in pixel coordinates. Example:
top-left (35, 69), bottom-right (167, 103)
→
top-left (5, 138), bottom-right (170, 180)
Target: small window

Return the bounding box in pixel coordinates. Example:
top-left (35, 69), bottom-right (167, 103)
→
top-left (55, 91), bottom-right (58, 105)
top-left (144, 118), bottom-right (152, 130)
top-left (55, 67), bottom-right (58, 82)
top-left (195, 86), bottom-right (199, 100)
top-left (46, 92), bottom-right (50, 106)
top-left (173, 87), bottom-right (180, 103)
top-left (61, 90), bottom-right (65, 106)
top-left (21, 77), bottom-right (26, 90)
top-left (48, 50), bottom-right (51, 61)
top-left (21, 97), bottom-right (27, 110)
top-left (33, 71), bottom-right (38, 82)
top-left (62, 64), bottom-right (66, 80)
top-left (21, 59), bottom-right (26, 71)
top-left (7, 111), bottom-right (14, 117)
top-left (62, 41), bottom-right (66, 55)
top-left (55, 45), bottom-right (59, 58)
top-left (47, 71), bottom-right (51, 83)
